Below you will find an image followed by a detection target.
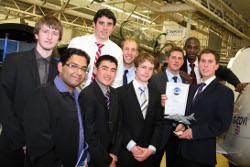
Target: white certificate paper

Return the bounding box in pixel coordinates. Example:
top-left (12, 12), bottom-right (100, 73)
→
top-left (164, 82), bottom-right (189, 116)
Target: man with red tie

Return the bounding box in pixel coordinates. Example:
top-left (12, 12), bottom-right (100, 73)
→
top-left (68, 9), bottom-right (123, 89)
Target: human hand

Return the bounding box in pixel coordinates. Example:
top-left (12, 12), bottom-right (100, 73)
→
top-left (178, 128), bottom-right (192, 140)
top-left (22, 145), bottom-right (26, 154)
top-left (235, 83), bottom-right (249, 92)
top-left (133, 147), bottom-right (153, 162)
top-left (161, 94), bottom-right (168, 107)
top-left (131, 145), bottom-right (143, 156)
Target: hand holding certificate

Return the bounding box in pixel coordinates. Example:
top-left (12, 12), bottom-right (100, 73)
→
top-left (164, 82), bottom-right (189, 116)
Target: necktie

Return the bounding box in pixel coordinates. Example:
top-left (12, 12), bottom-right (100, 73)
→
top-left (190, 63), bottom-right (197, 86)
top-left (193, 83), bottom-right (206, 102)
top-left (139, 86), bottom-right (148, 116)
top-left (123, 70), bottom-right (128, 86)
top-left (172, 76), bottom-right (178, 83)
top-left (91, 42), bottom-right (104, 81)
top-left (105, 90), bottom-right (110, 110)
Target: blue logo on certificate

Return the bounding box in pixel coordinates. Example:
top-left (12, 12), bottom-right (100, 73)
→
top-left (173, 87), bottom-right (181, 95)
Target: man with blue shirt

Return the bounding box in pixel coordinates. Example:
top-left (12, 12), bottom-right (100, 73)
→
top-left (23, 48), bottom-right (90, 167)
top-left (150, 47), bottom-right (187, 167)
top-left (122, 38), bottom-right (139, 86)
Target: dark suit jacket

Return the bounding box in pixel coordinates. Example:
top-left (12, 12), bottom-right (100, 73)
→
top-left (79, 80), bottom-right (123, 167)
top-left (0, 49), bottom-right (58, 150)
top-left (149, 71), bottom-right (186, 149)
top-left (117, 82), bottom-right (163, 166)
top-left (181, 56), bottom-right (240, 87)
top-left (23, 82), bottom-right (81, 167)
top-left (0, 49), bottom-right (58, 166)
top-left (179, 78), bottom-right (234, 166)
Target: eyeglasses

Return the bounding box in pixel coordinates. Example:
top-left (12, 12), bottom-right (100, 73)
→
top-left (65, 64), bottom-right (88, 73)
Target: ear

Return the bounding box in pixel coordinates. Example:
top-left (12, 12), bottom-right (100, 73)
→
top-left (166, 56), bottom-right (169, 63)
top-left (93, 66), bottom-right (97, 75)
top-left (93, 21), bottom-right (96, 28)
top-left (111, 25), bottom-right (116, 32)
top-left (35, 34), bottom-right (38, 40)
top-left (57, 62), bottom-right (63, 73)
top-left (215, 63), bottom-right (219, 71)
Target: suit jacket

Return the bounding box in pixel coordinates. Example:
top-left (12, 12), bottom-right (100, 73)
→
top-left (79, 80), bottom-right (123, 167)
top-left (23, 82), bottom-right (81, 167)
top-left (180, 78), bottom-right (234, 166)
top-left (0, 49), bottom-right (58, 150)
top-left (181, 56), bottom-right (240, 87)
top-left (149, 71), bottom-right (186, 149)
top-left (117, 82), bottom-right (163, 166)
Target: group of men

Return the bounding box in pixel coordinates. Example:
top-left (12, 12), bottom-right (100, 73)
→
top-left (0, 7), bottom-right (246, 167)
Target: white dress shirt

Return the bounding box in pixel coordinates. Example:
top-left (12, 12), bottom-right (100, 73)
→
top-left (187, 59), bottom-right (201, 84)
top-left (126, 79), bottom-right (156, 154)
top-left (68, 34), bottom-right (123, 89)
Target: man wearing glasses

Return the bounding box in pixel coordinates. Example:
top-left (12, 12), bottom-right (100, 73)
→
top-left (23, 48), bottom-right (90, 167)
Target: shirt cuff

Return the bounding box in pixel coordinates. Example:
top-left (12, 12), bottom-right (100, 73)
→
top-left (148, 145), bottom-right (156, 154)
top-left (126, 140), bottom-right (136, 151)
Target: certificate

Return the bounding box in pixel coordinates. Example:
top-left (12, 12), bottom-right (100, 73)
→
top-left (164, 82), bottom-right (189, 116)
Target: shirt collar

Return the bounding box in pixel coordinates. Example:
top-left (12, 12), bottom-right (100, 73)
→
top-left (165, 69), bottom-right (181, 81)
top-left (187, 58), bottom-right (198, 67)
top-left (95, 79), bottom-right (110, 95)
top-left (133, 78), bottom-right (148, 90)
top-left (34, 48), bottom-right (51, 62)
top-left (54, 75), bottom-right (79, 98)
top-left (91, 34), bottom-right (110, 45)
top-left (123, 66), bottom-right (134, 73)
top-left (202, 75), bottom-right (216, 86)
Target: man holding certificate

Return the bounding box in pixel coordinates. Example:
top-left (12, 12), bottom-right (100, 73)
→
top-left (173, 49), bottom-right (234, 167)
top-left (150, 47), bottom-right (187, 167)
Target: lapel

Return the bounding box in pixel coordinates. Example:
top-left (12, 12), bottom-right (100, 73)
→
top-left (127, 82), bottom-right (145, 121)
top-left (108, 86), bottom-right (117, 131)
top-left (180, 56), bottom-right (188, 72)
top-left (92, 80), bottom-right (106, 108)
top-left (48, 57), bottom-right (58, 81)
top-left (192, 79), bottom-right (218, 105)
top-left (145, 85), bottom-right (154, 118)
top-left (159, 71), bottom-right (169, 93)
top-left (27, 49), bottom-right (41, 87)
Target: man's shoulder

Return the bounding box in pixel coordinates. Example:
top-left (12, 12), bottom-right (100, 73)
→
top-left (150, 71), bottom-right (166, 82)
top-left (5, 49), bottom-right (34, 61)
top-left (107, 40), bottom-right (122, 51)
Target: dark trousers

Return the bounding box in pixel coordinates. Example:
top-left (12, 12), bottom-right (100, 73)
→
top-left (175, 156), bottom-right (214, 167)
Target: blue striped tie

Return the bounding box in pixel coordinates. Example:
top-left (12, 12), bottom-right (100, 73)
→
top-left (105, 90), bottom-right (110, 110)
top-left (139, 86), bottom-right (148, 115)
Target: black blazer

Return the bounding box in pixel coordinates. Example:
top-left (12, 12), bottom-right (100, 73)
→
top-left (79, 80), bottom-right (123, 167)
top-left (149, 71), bottom-right (186, 149)
top-left (180, 78), bottom-right (234, 166)
top-left (117, 82), bottom-right (163, 166)
top-left (23, 82), bottom-right (81, 167)
top-left (181, 56), bottom-right (240, 87)
top-left (0, 49), bottom-right (58, 151)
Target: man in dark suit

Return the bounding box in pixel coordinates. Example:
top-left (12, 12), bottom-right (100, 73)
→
top-left (79, 55), bottom-right (123, 167)
top-left (0, 15), bottom-right (63, 167)
top-left (149, 47), bottom-right (187, 167)
top-left (23, 48), bottom-right (90, 167)
top-left (181, 37), bottom-right (247, 92)
top-left (118, 52), bottom-right (163, 167)
top-left (173, 48), bottom-right (234, 167)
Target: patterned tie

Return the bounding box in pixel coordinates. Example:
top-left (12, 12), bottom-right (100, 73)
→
top-left (139, 86), bottom-right (148, 116)
top-left (91, 42), bottom-right (104, 81)
top-left (123, 70), bottom-right (128, 86)
top-left (105, 90), bottom-right (110, 110)
top-left (193, 83), bottom-right (206, 102)
top-left (190, 63), bottom-right (197, 86)
top-left (172, 76), bottom-right (178, 83)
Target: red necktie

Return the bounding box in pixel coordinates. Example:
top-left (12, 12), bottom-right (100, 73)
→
top-left (91, 42), bottom-right (104, 81)
top-left (190, 63), bottom-right (197, 86)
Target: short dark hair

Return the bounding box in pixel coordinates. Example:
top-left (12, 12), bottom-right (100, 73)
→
top-left (167, 47), bottom-right (184, 58)
top-left (96, 55), bottom-right (118, 69)
top-left (93, 9), bottom-right (116, 25)
top-left (198, 48), bottom-right (220, 64)
top-left (184, 37), bottom-right (200, 47)
top-left (33, 15), bottom-right (63, 41)
top-left (61, 48), bottom-right (90, 66)
top-left (134, 52), bottom-right (156, 68)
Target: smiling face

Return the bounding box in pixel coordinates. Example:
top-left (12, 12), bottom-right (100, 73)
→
top-left (198, 53), bottom-right (219, 81)
top-left (58, 54), bottom-right (88, 93)
top-left (166, 51), bottom-right (184, 75)
top-left (35, 24), bottom-right (60, 52)
top-left (94, 60), bottom-right (117, 88)
top-left (93, 16), bottom-right (115, 43)
top-left (134, 60), bottom-right (154, 85)
top-left (122, 40), bottom-right (139, 69)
